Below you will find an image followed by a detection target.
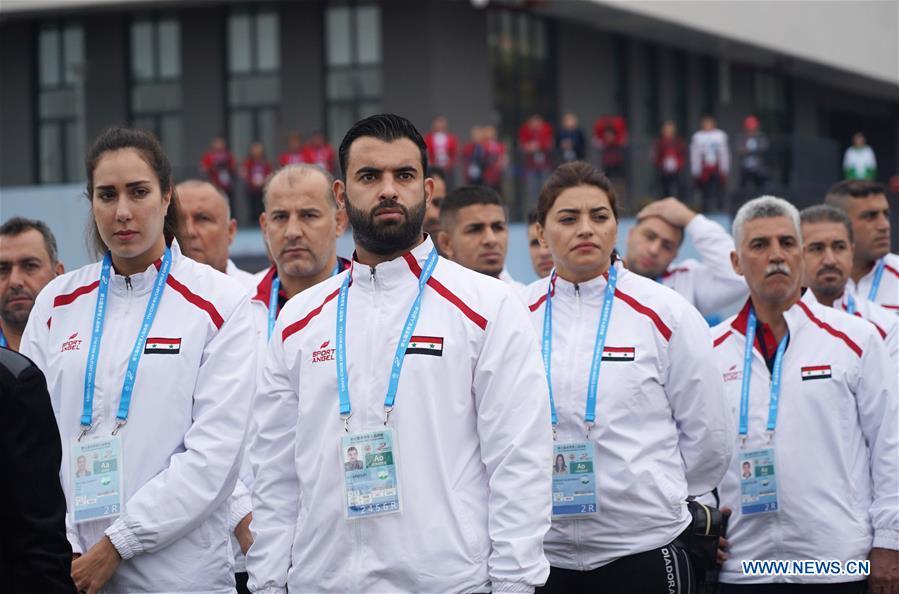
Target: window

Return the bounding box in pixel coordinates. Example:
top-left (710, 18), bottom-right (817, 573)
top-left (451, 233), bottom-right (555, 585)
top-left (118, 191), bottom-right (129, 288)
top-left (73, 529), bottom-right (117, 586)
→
top-left (36, 23), bottom-right (84, 183)
top-left (130, 15), bottom-right (183, 173)
top-left (325, 4), bottom-right (382, 148)
top-left (643, 43), bottom-right (660, 134)
top-left (227, 6), bottom-right (280, 168)
top-left (672, 50), bottom-right (688, 135)
top-left (611, 35), bottom-right (629, 120)
top-left (700, 55), bottom-right (719, 117)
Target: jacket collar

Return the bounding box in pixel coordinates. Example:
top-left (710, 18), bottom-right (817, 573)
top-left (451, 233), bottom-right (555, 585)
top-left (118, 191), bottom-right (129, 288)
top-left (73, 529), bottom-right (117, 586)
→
top-left (350, 235), bottom-right (436, 291)
top-left (109, 239), bottom-right (181, 295)
top-left (731, 292), bottom-right (810, 355)
top-left (252, 265), bottom-right (279, 306)
top-left (551, 260), bottom-right (624, 302)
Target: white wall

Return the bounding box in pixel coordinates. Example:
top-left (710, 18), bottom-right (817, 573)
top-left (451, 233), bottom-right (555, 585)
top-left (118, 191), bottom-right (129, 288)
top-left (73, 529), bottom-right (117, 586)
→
top-left (598, 0), bottom-right (899, 87)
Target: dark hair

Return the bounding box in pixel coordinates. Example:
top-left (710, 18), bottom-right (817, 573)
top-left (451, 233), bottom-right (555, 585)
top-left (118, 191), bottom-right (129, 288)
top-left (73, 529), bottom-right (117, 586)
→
top-left (0, 216), bottom-right (60, 264)
top-left (526, 208), bottom-right (539, 226)
top-left (800, 204), bottom-right (854, 243)
top-left (85, 127), bottom-right (182, 256)
top-left (825, 180), bottom-right (886, 206)
top-left (338, 114), bottom-right (428, 179)
top-left (439, 185), bottom-right (505, 227)
top-left (427, 166), bottom-right (448, 184)
top-left (536, 161), bottom-right (618, 225)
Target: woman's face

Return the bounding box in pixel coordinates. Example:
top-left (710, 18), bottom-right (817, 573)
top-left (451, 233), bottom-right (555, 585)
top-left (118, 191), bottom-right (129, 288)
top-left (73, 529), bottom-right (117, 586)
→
top-left (91, 148), bottom-right (170, 265)
top-left (538, 185), bottom-right (618, 282)
top-left (555, 454), bottom-right (565, 466)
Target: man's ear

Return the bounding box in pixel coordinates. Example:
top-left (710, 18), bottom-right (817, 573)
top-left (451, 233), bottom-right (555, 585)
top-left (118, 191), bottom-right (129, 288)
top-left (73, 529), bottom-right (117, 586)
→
top-left (536, 223), bottom-right (549, 249)
top-left (55, 261), bottom-right (65, 276)
top-left (437, 230), bottom-right (454, 259)
top-left (335, 208), bottom-right (348, 237)
top-left (333, 180), bottom-right (346, 210)
top-left (730, 250), bottom-right (743, 276)
top-left (227, 218), bottom-right (238, 245)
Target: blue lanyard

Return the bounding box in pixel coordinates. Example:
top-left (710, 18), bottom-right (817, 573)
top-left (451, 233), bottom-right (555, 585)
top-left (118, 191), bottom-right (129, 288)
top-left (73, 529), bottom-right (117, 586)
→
top-left (335, 248), bottom-right (438, 426)
top-left (845, 293), bottom-right (857, 315)
top-left (0, 328), bottom-right (6, 348)
top-left (81, 248), bottom-right (172, 438)
top-left (266, 260), bottom-right (345, 341)
top-left (868, 258), bottom-right (885, 302)
top-left (541, 266), bottom-right (618, 432)
top-left (738, 308), bottom-right (788, 442)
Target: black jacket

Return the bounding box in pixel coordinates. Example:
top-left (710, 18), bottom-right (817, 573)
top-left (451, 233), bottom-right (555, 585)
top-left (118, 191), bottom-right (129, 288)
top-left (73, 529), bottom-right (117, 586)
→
top-left (0, 348), bottom-right (76, 593)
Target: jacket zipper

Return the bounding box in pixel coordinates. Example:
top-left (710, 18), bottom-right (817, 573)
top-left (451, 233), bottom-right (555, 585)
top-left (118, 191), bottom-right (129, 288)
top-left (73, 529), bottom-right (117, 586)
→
top-left (124, 275), bottom-right (133, 316)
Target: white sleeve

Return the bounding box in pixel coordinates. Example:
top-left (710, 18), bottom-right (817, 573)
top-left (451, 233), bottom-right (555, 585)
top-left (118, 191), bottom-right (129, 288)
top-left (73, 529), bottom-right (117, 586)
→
top-left (684, 215), bottom-right (747, 314)
top-left (690, 135), bottom-right (701, 177)
top-left (20, 285), bottom-right (85, 555)
top-left (855, 331), bottom-right (899, 550)
top-left (472, 292), bottom-right (552, 593)
top-left (719, 131), bottom-right (731, 175)
top-left (103, 298), bottom-right (256, 559)
top-left (246, 322), bottom-right (298, 594)
top-left (665, 305), bottom-right (733, 496)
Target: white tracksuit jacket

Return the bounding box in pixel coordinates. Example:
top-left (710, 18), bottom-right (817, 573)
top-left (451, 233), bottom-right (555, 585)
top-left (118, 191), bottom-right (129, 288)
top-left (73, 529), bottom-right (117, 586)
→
top-left (524, 261), bottom-right (733, 570)
top-left (21, 241), bottom-right (256, 594)
top-left (246, 237), bottom-right (553, 594)
top-left (846, 253), bottom-right (899, 314)
top-left (711, 297), bottom-right (899, 584)
top-left (657, 214), bottom-right (748, 315)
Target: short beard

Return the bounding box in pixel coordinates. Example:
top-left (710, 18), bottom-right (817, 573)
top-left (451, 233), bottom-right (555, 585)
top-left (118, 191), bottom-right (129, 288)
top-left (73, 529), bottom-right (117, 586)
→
top-left (345, 193), bottom-right (426, 256)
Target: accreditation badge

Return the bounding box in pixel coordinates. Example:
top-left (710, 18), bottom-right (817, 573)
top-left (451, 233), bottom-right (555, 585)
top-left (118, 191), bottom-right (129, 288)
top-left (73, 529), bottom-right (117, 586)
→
top-left (71, 435), bottom-right (124, 524)
top-left (340, 427), bottom-right (401, 520)
top-left (552, 441), bottom-right (597, 518)
top-left (739, 448), bottom-right (779, 515)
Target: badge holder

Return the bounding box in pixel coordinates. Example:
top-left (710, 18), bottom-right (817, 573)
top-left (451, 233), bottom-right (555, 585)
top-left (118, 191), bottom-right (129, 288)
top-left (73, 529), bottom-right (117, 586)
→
top-left (551, 439), bottom-right (598, 518)
top-left (71, 433), bottom-right (124, 524)
top-left (738, 446), bottom-right (779, 515)
top-left (339, 417), bottom-right (402, 520)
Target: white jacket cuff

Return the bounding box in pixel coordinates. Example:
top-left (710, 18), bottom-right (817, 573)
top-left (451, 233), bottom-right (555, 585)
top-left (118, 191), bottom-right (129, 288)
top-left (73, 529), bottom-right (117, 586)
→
top-left (230, 493), bottom-right (253, 532)
top-left (492, 582), bottom-right (535, 593)
top-left (872, 528), bottom-right (899, 550)
top-left (252, 588), bottom-right (287, 594)
top-left (104, 518), bottom-right (143, 560)
top-left (67, 529), bottom-right (83, 556)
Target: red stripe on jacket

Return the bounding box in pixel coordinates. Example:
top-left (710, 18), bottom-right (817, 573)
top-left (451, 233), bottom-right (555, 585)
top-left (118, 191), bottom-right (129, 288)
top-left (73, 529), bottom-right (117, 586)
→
top-left (166, 276), bottom-right (225, 329)
top-left (796, 300), bottom-right (862, 358)
top-left (613, 289), bottom-right (673, 341)
top-left (282, 288), bottom-right (341, 342)
top-left (53, 280), bottom-right (100, 307)
top-left (403, 253), bottom-right (488, 331)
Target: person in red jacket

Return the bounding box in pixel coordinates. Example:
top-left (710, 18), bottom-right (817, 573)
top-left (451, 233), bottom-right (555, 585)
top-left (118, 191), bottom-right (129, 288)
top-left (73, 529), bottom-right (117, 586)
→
top-left (481, 125), bottom-right (508, 192)
top-left (425, 115), bottom-right (459, 184)
top-left (519, 114), bottom-right (554, 205)
top-left (200, 137), bottom-right (237, 198)
top-left (301, 131), bottom-right (336, 175)
top-left (279, 132), bottom-right (306, 167)
top-left (242, 142), bottom-right (273, 222)
top-left (651, 120), bottom-right (687, 199)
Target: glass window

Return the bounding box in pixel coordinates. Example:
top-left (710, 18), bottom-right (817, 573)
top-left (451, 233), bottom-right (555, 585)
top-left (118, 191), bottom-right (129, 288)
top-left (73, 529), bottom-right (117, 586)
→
top-left (327, 7), bottom-right (352, 66)
top-left (131, 20), bottom-right (155, 81)
top-left (39, 27), bottom-right (60, 88)
top-left (64, 120), bottom-right (83, 182)
top-left (228, 13), bottom-right (252, 74)
top-left (355, 6), bottom-right (380, 65)
top-left (63, 26), bottom-right (83, 85)
top-left (39, 122), bottom-right (62, 183)
top-left (325, 5), bottom-right (382, 146)
top-left (256, 11), bottom-right (279, 71)
top-left (158, 20), bottom-right (180, 79)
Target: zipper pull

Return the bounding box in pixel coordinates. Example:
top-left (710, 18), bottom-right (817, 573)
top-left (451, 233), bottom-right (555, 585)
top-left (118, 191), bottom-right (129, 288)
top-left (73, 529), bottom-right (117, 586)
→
top-left (574, 283), bottom-right (580, 296)
top-left (370, 266), bottom-right (376, 284)
top-left (125, 276), bottom-right (133, 290)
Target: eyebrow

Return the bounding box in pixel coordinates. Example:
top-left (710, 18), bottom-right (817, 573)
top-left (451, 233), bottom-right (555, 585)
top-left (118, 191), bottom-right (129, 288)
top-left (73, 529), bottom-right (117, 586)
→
top-left (95, 180), bottom-right (152, 190)
top-left (557, 206), bottom-right (609, 214)
top-left (354, 165), bottom-right (418, 176)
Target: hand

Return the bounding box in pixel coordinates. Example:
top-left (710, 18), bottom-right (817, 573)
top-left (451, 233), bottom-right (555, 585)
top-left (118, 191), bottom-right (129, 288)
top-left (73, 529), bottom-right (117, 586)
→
top-left (235, 512), bottom-right (254, 555)
top-left (71, 536), bottom-right (121, 594)
top-left (869, 547), bottom-right (899, 594)
top-left (637, 197), bottom-right (697, 228)
top-left (717, 507), bottom-right (732, 566)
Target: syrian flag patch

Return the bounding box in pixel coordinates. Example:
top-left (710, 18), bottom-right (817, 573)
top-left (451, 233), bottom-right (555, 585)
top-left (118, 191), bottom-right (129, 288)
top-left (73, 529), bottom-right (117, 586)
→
top-left (602, 346), bottom-right (635, 361)
top-left (801, 365), bottom-right (831, 381)
top-left (145, 337), bottom-right (181, 354)
top-left (407, 336), bottom-right (443, 357)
